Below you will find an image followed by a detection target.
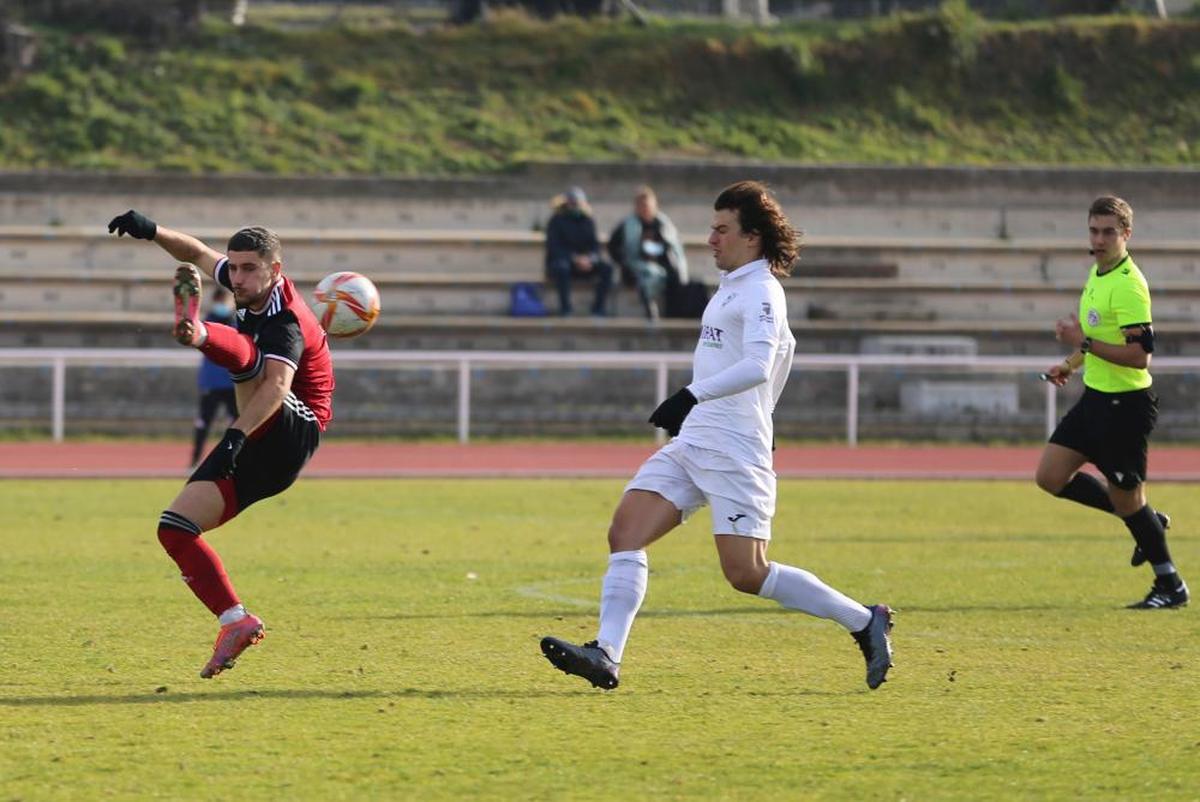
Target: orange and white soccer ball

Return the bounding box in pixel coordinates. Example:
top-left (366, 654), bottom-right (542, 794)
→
top-left (312, 271), bottom-right (380, 338)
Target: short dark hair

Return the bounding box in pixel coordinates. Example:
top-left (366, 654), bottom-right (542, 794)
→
top-left (227, 226), bottom-right (282, 261)
top-left (1089, 196), bottom-right (1133, 231)
top-left (714, 181), bottom-right (802, 276)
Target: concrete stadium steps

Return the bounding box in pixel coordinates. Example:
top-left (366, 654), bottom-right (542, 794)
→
top-left (0, 271), bottom-right (654, 318)
top-left (6, 271), bottom-right (1200, 324)
top-left (6, 310), bottom-right (1200, 355)
top-left (3, 225), bottom-right (1198, 285)
top-left (2, 167), bottom-right (1199, 241)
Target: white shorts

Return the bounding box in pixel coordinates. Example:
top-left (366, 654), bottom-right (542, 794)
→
top-left (625, 439), bottom-right (776, 539)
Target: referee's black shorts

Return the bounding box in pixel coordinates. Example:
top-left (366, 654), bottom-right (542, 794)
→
top-left (189, 400), bottom-right (321, 511)
top-left (1049, 386), bottom-right (1157, 490)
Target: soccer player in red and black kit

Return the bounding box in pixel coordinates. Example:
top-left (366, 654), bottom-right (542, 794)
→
top-left (108, 209), bottom-right (335, 678)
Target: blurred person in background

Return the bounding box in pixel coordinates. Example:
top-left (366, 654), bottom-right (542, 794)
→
top-left (108, 209), bottom-right (335, 677)
top-left (544, 186), bottom-right (615, 317)
top-left (540, 180), bottom-right (894, 691)
top-left (190, 285), bottom-right (237, 468)
top-left (607, 185), bottom-right (689, 321)
top-left (1036, 195), bottom-right (1186, 609)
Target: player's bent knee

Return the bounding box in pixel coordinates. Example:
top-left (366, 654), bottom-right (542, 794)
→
top-left (158, 510), bottom-right (202, 554)
top-left (607, 521), bottom-right (647, 553)
top-left (1034, 468), bottom-right (1067, 495)
top-left (722, 563), bottom-right (767, 595)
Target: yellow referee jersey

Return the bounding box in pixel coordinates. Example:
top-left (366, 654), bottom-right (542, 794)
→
top-left (1079, 254), bottom-right (1153, 393)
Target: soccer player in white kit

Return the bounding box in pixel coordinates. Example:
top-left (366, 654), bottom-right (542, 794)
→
top-left (541, 181), bottom-right (894, 690)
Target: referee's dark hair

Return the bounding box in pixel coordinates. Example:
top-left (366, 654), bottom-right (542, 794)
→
top-left (227, 226), bottom-right (282, 262)
top-left (1089, 195), bottom-right (1133, 231)
top-left (714, 180), bottom-right (802, 277)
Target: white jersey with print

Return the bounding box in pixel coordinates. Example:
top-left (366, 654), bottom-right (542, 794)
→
top-left (676, 259), bottom-right (795, 467)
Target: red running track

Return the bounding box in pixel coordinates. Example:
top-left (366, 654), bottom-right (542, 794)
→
top-left (1, 441), bottom-right (1197, 481)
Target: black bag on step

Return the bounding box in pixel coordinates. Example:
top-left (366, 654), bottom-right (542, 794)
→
top-left (664, 280), bottom-right (710, 319)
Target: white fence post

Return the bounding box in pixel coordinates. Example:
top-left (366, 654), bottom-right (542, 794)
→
top-left (1044, 380), bottom-right (1057, 441)
top-left (654, 359), bottom-right (669, 445)
top-left (846, 362), bottom-right (859, 447)
top-left (457, 359), bottom-right (471, 444)
top-left (52, 356), bottom-right (65, 442)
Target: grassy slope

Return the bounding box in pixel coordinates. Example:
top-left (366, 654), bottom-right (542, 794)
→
top-left (1, 478), bottom-right (1198, 800)
top-left (0, 10), bottom-right (1198, 174)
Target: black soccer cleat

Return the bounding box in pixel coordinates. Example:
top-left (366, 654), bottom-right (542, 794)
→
top-left (540, 637), bottom-right (620, 689)
top-left (1127, 578), bottom-right (1189, 610)
top-left (851, 604), bottom-right (894, 690)
top-left (1130, 511), bottom-right (1171, 567)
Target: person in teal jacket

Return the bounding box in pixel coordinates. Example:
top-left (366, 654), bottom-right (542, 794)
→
top-left (608, 186), bottom-right (689, 321)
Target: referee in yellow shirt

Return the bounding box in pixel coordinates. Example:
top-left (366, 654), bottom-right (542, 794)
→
top-left (1035, 195), bottom-right (1187, 609)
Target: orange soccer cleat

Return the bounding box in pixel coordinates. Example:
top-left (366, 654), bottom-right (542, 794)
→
top-left (199, 613), bottom-right (265, 679)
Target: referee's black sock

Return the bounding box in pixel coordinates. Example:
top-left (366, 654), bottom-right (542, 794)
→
top-left (1122, 505), bottom-right (1175, 577)
top-left (1056, 473), bottom-right (1114, 513)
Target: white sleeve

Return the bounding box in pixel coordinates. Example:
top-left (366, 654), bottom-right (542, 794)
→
top-left (741, 280), bottom-right (784, 346)
top-left (687, 339), bottom-right (774, 402)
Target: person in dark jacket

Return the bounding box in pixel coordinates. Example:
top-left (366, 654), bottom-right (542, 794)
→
top-left (545, 187), bottom-right (614, 316)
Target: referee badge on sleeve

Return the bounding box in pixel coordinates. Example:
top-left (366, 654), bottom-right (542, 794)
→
top-left (1087, 308), bottom-right (1101, 327)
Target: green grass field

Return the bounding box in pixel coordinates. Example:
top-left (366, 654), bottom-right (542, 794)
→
top-left (2, 478), bottom-right (1197, 800)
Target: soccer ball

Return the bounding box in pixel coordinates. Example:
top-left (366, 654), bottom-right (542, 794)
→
top-left (311, 272), bottom-right (380, 338)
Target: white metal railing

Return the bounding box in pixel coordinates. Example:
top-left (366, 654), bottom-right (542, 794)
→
top-left (2, 348), bottom-right (1199, 445)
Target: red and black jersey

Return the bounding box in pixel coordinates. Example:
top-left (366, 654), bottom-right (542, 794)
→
top-left (216, 259), bottom-right (335, 430)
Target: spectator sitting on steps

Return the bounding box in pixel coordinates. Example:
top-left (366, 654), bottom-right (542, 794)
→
top-left (545, 187), bottom-right (615, 317)
top-left (608, 185), bottom-right (689, 321)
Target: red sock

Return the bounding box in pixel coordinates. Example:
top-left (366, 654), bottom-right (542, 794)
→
top-left (158, 525), bottom-right (240, 617)
top-left (198, 321), bottom-right (259, 375)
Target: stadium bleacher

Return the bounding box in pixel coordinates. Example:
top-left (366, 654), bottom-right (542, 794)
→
top-left (2, 163), bottom-right (1197, 356)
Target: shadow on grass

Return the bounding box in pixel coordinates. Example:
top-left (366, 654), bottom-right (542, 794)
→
top-left (0, 683), bottom-right (852, 706)
top-left (901, 604), bottom-right (1085, 613)
top-left (0, 687), bottom-right (606, 707)
top-left (357, 606), bottom-right (790, 621)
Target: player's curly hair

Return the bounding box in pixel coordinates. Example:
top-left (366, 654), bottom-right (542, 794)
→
top-left (1089, 196), bottom-right (1133, 231)
top-left (714, 181), bottom-right (802, 277)
top-left (227, 226), bottom-right (282, 262)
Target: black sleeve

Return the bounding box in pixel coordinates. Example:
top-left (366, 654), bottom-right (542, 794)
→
top-left (607, 222), bottom-right (625, 266)
top-left (585, 217), bottom-right (600, 252)
top-left (256, 310), bottom-right (304, 369)
top-left (214, 257), bottom-right (233, 290)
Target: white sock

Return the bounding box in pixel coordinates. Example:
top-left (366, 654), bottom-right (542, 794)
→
top-left (218, 604), bottom-right (247, 626)
top-left (596, 550), bottom-right (648, 662)
top-left (758, 561), bottom-right (871, 632)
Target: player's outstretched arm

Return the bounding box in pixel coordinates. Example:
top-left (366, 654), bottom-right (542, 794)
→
top-left (107, 209), bottom-right (224, 278)
top-left (232, 359), bottom-right (295, 437)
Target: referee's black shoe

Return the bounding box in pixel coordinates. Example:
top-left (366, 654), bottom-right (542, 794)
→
top-left (851, 604), bottom-right (894, 690)
top-left (1127, 577), bottom-right (1189, 609)
top-left (1130, 511), bottom-right (1171, 567)
top-left (540, 637), bottom-right (619, 689)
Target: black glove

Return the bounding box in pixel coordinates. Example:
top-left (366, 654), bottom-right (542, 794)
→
top-left (208, 428), bottom-right (247, 479)
top-left (648, 388), bottom-right (698, 437)
top-left (107, 209), bottom-right (157, 240)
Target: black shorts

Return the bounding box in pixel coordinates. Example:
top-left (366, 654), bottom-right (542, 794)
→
top-left (197, 387), bottom-right (237, 426)
top-left (1049, 387), bottom-right (1157, 490)
top-left (189, 402), bottom-right (321, 511)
